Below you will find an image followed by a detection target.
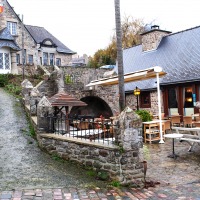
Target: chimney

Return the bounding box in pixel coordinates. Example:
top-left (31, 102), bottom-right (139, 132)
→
top-left (141, 25), bottom-right (171, 52)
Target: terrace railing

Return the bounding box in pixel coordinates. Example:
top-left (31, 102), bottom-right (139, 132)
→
top-left (46, 113), bottom-right (117, 145)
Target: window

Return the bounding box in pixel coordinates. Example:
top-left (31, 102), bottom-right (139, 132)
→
top-left (0, 53), bottom-right (3, 69)
top-left (140, 91), bottom-right (151, 108)
top-left (168, 88), bottom-right (178, 108)
top-left (22, 49), bottom-right (26, 65)
top-left (50, 53), bottom-right (54, 66)
top-left (16, 54), bottom-right (20, 64)
top-left (28, 55), bottom-right (33, 65)
top-left (4, 53), bottom-right (10, 69)
top-left (43, 52), bottom-right (48, 65)
top-left (184, 87), bottom-right (193, 108)
top-left (56, 58), bottom-right (61, 66)
top-left (7, 21), bottom-right (17, 35)
top-left (0, 53), bottom-right (10, 70)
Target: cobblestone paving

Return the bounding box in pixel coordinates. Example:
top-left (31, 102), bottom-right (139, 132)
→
top-left (1, 183), bottom-right (200, 200)
top-left (1, 88), bottom-right (200, 199)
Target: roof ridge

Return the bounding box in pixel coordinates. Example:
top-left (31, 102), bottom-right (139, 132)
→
top-left (25, 25), bottom-right (44, 29)
top-left (165, 25), bottom-right (200, 37)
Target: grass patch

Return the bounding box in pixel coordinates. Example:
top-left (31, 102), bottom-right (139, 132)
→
top-left (51, 154), bottom-right (64, 162)
top-left (110, 180), bottom-right (121, 187)
top-left (86, 170), bottom-right (96, 177)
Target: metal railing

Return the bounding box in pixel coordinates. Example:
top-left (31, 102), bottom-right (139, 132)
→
top-left (46, 113), bottom-right (117, 145)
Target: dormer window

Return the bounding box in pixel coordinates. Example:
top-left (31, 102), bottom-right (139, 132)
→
top-left (7, 22), bottom-right (17, 35)
top-left (41, 38), bottom-right (57, 47)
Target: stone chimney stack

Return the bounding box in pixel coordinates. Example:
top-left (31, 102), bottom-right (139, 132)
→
top-left (141, 25), bottom-right (171, 52)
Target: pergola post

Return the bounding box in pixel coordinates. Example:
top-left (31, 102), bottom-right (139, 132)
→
top-left (155, 66), bottom-right (164, 144)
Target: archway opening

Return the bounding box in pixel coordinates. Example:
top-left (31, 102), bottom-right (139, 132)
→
top-left (70, 96), bottom-right (113, 118)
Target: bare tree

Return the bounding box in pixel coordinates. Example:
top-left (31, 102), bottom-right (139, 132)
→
top-left (114, 0), bottom-right (125, 112)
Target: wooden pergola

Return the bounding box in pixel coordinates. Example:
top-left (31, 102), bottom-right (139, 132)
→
top-left (48, 92), bottom-right (87, 132)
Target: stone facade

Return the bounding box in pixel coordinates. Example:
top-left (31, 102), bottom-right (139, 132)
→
top-left (35, 66), bottom-right (120, 116)
top-left (125, 91), bottom-right (164, 115)
top-left (141, 27), bottom-right (171, 52)
top-left (0, 0), bottom-right (73, 74)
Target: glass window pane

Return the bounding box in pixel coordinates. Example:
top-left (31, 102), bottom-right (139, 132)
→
top-left (43, 53), bottom-right (48, 65)
top-left (56, 58), bottom-right (61, 66)
top-left (16, 54), bottom-right (20, 64)
top-left (168, 88), bottom-right (177, 108)
top-left (28, 55), bottom-right (33, 64)
top-left (0, 53), bottom-right (3, 69)
top-left (22, 49), bottom-right (26, 64)
top-left (4, 53), bottom-right (10, 69)
top-left (7, 22), bottom-right (17, 35)
top-left (50, 53), bottom-right (54, 66)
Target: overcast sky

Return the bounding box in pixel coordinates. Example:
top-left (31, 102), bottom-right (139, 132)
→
top-left (8, 0), bottom-right (200, 56)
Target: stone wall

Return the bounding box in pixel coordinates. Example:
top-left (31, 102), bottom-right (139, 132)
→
top-left (36, 107), bottom-right (144, 184)
top-left (22, 74), bottom-right (145, 184)
top-left (36, 66), bottom-right (120, 116)
top-left (125, 91), bottom-right (164, 115)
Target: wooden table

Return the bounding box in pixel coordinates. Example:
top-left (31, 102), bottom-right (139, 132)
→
top-left (143, 120), bottom-right (169, 143)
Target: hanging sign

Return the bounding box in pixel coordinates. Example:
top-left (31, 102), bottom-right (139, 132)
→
top-left (0, 4), bottom-right (3, 13)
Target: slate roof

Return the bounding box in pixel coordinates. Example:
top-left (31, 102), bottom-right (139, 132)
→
top-left (123, 25), bottom-right (200, 92)
top-left (25, 25), bottom-right (76, 54)
top-left (0, 28), bottom-right (20, 51)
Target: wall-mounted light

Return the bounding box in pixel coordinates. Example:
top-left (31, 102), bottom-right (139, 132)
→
top-left (134, 86), bottom-right (141, 110)
top-left (186, 97), bottom-right (192, 102)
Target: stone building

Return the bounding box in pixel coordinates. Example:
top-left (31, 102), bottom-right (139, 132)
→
top-left (123, 25), bottom-right (200, 118)
top-left (0, 0), bottom-right (75, 74)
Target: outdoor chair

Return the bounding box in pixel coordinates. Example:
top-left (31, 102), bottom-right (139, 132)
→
top-left (183, 116), bottom-right (193, 127)
top-left (170, 115), bottom-right (181, 127)
top-left (163, 120), bottom-right (171, 133)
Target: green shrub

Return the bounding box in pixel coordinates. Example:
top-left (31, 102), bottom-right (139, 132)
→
top-left (135, 110), bottom-right (152, 122)
top-left (110, 180), bottom-right (121, 187)
top-left (5, 83), bottom-right (22, 96)
top-left (0, 74), bottom-right (9, 87)
top-left (65, 74), bottom-right (72, 84)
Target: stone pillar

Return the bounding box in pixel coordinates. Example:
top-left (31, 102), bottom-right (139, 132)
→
top-left (30, 87), bottom-right (41, 116)
top-left (37, 96), bottom-right (53, 133)
top-left (21, 79), bottom-right (33, 105)
top-left (11, 52), bottom-right (18, 74)
top-left (115, 107), bottom-right (144, 184)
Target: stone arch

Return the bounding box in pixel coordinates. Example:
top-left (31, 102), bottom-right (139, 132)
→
top-left (70, 96), bottom-right (113, 118)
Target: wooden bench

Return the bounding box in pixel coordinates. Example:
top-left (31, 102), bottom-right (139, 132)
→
top-left (171, 126), bottom-right (200, 151)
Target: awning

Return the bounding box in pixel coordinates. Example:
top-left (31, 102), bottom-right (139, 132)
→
top-left (86, 67), bottom-right (166, 87)
top-left (86, 66), bottom-right (166, 144)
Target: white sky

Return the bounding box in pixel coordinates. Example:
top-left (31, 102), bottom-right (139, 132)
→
top-left (8, 0), bottom-right (200, 56)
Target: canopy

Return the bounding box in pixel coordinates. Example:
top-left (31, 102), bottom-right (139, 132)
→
top-left (86, 66), bottom-right (166, 144)
top-left (86, 67), bottom-right (166, 87)
top-left (48, 92), bottom-right (87, 107)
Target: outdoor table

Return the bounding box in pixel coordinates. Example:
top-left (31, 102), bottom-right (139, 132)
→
top-left (164, 133), bottom-right (183, 159)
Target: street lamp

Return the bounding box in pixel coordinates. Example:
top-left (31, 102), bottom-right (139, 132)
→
top-left (134, 86), bottom-right (141, 110)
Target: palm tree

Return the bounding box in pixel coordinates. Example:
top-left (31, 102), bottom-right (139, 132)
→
top-left (114, 0), bottom-right (125, 112)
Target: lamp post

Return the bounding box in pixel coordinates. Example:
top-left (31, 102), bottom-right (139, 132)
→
top-left (134, 86), bottom-right (141, 110)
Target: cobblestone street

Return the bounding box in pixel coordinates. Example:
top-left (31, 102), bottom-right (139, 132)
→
top-left (1, 88), bottom-right (200, 199)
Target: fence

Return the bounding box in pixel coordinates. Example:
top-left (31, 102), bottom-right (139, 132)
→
top-left (45, 113), bottom-right (117, 145)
